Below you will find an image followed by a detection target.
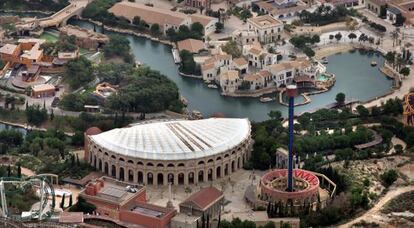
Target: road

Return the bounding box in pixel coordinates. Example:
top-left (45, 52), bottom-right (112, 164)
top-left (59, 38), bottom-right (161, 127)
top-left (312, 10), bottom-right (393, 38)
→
top-left (339, 185), bottom-right (414, 227)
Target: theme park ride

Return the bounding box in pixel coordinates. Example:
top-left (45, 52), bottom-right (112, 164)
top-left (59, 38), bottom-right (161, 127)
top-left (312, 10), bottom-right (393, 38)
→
top-left (0, 175), bottom-right (55, 221)
top-left (248, 84), bottom-right (336, 216)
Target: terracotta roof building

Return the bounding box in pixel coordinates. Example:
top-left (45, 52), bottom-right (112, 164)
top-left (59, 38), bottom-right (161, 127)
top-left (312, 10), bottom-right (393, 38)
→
top-left (177, 38), bottom-right (205, 53)
top-left (179, 186), bottom-right (224, 219)
top-left (109, 2), bottom-right (217, 35)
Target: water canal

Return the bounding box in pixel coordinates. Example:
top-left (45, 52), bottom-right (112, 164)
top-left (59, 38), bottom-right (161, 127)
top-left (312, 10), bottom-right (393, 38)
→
top-left (69, 20), bottom-right (393, 121)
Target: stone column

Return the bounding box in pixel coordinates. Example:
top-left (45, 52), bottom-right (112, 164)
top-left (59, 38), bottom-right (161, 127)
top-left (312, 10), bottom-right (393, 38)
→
top-left (174, 173), bottom-right (179, 186)
top-left (143, 171), bottom-right (147, 185)
top-left (115, 164), bottom-right (120, 179)
top-left (164, 173), bottom-right (168, 186)
top-left (184, 172), bottom-right (189, 186)
top-left (133, 168), bottom-right (138, 183)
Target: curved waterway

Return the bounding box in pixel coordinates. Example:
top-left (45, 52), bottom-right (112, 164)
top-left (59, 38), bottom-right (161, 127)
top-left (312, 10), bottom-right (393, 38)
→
top-left (69, 19), bottom-right (392, 121)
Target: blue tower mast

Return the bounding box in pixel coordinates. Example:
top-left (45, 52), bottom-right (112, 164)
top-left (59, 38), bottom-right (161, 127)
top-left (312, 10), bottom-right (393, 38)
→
top-left (286, 84), bottom-right (297, 192)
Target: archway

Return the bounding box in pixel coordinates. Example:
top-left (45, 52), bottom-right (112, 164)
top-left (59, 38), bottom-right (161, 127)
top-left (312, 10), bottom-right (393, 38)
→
top-left (147, 173), bottom-right (153, 185)
top-left (198, 170), bottom-right (204, 182)
top-left (238, 157), bottom-right (241, 169)
top-left (208, 169), bottom-right (213, 181)
top-left (224, 164), bottom-right (229, 176)
top-left (189, 172), bottom-right (194, 184)
top-left (98, 159), bottom-right (102, 171)
top-left (138, 171), bottom-right (143, 183)
top-left (128, 170), bottom-right (133, 182)
top-left (119, 167), bottom-right (124, 181)
top-left (111, 165), bottom-right (116, 177)
top-left (157, 173), bottom-right (164, 185)
top-left (216, 166), bottom-right (221, 178)
top-left (178, 173), bottom-right (185, 185)
top-left (104, 162), bottom-right (109, 175)
top-left (168, 173), bottom-right (174, 185)
top-left (232, 160), bottom-right (235, 172)
top-left (93, 155), bottom-right (97, 167)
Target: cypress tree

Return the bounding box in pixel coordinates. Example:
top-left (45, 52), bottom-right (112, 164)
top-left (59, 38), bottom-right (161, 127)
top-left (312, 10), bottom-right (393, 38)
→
top-left (206, 214), bottom-right (210, 228)
top-left (76, 154), bottom-right (80, 166)
top-left (17, 164), bottom-right (21, 178)
top-left (61, 193), bottom-right (66, 209)
top-left (69, 195), bottom-right (73, 207)
top-left (7, 165), bottom-right (11, 177)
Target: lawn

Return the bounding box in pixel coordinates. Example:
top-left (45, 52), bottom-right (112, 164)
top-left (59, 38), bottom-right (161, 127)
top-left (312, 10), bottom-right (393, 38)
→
top-left (40, 32), bottom-right (59, 43)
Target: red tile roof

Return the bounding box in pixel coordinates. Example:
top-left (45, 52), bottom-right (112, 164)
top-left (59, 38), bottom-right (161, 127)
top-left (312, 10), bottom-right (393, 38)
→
top-left (181, 187), bottom-right (223, 210)
top-left (85, 127), bottom-right (102, 135)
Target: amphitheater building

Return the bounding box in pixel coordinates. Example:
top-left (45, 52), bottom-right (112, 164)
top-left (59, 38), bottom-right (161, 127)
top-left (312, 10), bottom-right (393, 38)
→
top-left (84, 118), bottom-right (252, 186)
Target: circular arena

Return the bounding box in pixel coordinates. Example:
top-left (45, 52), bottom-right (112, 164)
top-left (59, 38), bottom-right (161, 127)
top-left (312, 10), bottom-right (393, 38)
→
top-left (84, 118), bottom-right (252, 186)
top-left (259, 169), bottom-right (320, 203)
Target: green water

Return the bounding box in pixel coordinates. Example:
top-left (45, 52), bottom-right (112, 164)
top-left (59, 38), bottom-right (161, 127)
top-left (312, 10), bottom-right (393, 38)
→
top-left (68, 19), bottom-right (393, 121)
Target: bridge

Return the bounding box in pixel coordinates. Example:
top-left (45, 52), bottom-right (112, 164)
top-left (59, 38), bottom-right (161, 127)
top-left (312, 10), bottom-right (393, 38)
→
top-left (17, 0), bottom-right (90, 30)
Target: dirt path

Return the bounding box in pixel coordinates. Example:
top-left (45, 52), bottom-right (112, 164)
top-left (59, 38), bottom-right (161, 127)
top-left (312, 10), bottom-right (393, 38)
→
top-left (21, 166), bottom-right (36, 177)
top-left (339, 185), bottom-right (414, 227)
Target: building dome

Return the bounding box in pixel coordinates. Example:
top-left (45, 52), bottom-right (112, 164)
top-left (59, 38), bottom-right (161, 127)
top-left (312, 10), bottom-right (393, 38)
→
top-left (85, 127), bottom-right (102, 136)
top-left (86, 118), bottom-right (252, 185)
top-left (89, 118), bottom-right (250, 160)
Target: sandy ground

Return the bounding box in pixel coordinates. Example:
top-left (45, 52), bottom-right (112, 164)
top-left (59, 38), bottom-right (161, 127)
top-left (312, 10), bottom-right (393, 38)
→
top-left (146, 169), bottom-right (263, 218)
top-left (339, 185), bottom-right (414, 227)
top-left (314, 43), bottom-right (354, 59)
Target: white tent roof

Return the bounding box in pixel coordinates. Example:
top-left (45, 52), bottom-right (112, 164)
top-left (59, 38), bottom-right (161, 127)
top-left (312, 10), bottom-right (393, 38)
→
top-left (90, 118), bottom-right (250, 161)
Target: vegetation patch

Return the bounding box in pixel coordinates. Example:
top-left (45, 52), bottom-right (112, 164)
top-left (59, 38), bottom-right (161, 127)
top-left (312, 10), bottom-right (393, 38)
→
top-left (382, 190), bottom-right (414, 214)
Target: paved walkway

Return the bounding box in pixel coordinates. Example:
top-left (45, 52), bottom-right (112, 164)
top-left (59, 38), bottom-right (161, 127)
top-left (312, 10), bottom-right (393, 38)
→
top-left (339, 185), bottom-right (414, 227)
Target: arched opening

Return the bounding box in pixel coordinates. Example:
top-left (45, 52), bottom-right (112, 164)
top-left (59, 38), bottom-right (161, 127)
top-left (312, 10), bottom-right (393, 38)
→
top-left (157, 163), bottom-right (164, 168)
top-left (157, 173), bottom-right (164, 185)
top-left (98, 159), bottom-right (102, 171)
top-left (93, 155), bottom-right (97, 167)
top-left (111, 155), bottom-right (116, 160)
top-left (208, 159), bottom-right (214, 163)
top-left (216, 157), bottom-right (222, 161)
top-left (225, 154), bottom-right (229, 158)
top-left (111, 165), bottom-right (116, 177)
top-left (178, 173), bottom-right (185, 185)
top-left (104, 162), bottom-right (108, 175)
top-left (128, 160), bottom-right (134, 164)
top-left (189, 172), bottom-right (194, 184)
top-left (238, 157), bottom-right (241, 169)
top-left (198, 161), bottom-right (205, 165)
top-left (208, 169), bottom-right (213, 181)
top-left (147, 163), bottom-right (154, 167)
top-left (178, 163), bottom-right (185, 167)
top-left (198, 170), bottom-right (204, 182)
top-left (138, 171), bottom-right (143, 183)
top-left (128, 170), bottom-right (133, 182)
top-left (232, 160), bottom-right (235, 172)
top-left (147, 173), bottom-right (153, 185)
top-left (224, 164), bottom-right (229, 176)
top-left (137, 161), bottom-right (144, 166)
top-left (119, 167), bottom-right (125, 181)
top-left (167, 163), bottom-right (175, 168)
top-left (119, 158), bottom-right (125, 162)
top-left (216, 166), bottom-right (221, 178)
top-left (168, 173), bottom-right (174, 185)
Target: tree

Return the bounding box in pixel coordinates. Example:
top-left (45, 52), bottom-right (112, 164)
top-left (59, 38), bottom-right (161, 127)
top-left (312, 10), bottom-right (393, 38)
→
top-left (348, 32), bottom-right (357, 42)
top-left (61, 193), bottom-right (66, 209)
top-left (191, 22), bottom-right (204, 36)
top-left (179, 50), bottom-right (198, 75)
top-left (371, 106), bottom-right (381, 116)
top-left (400, 67), bottom-right (410, 77)
top-left (221, 40), bottom-right (242, 58)
top-left (103, 35), bottom-right (134, 64)
top-left (215, 22), bottom-right (224, 33)
top-left (65, 56), bottom-right (94, 90)
top-left (69, 195), bottom-right (73, 207)
top-left (268, 110), bottom-right (282, 120)
top-left (380, 169), bottom-right (398, 187)
top-left (132, 16), bottom-right (141, 26)
top-left (335, 92), bottom-right (345, 105)
top-left (356, 105), bottom-right (369, 118)
top-left (17, 164), bottom-right (21, 178)
top-left (150, 23), bottom-right (160, 35)
top-left (335, 32), bottom-right (342, 42)
top-left (311, 34), bottom-right (320, 44)
top-left (26, 105), bottom-right (48, 126)
top-left (303, 47), bottom-right (315, 58)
